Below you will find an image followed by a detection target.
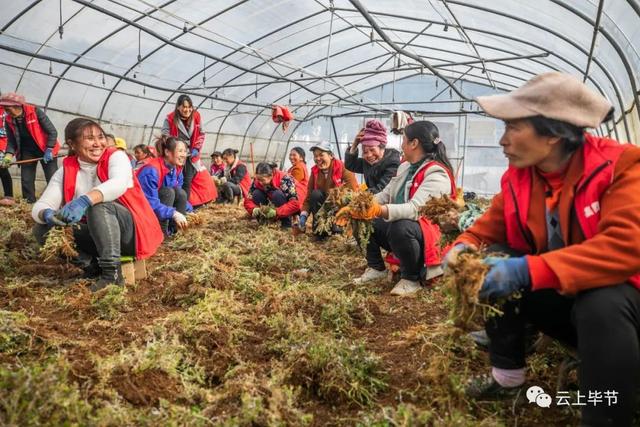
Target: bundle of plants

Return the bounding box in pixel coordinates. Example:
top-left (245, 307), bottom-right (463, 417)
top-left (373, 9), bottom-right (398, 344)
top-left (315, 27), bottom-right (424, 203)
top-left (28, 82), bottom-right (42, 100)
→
top-left (419, 194), bottom-right (463, 227)
top-left (314, 187), bottom-right (354, 235)
top-left (441, 249), bottom-right (502, 330)
top-left (336, 191), bottom-right (375, 252)
top-left (186, 211), bottom-right (206, 227)
top-left (252, 203), bottom-right (279, 225)
top-left (39, 226), bottom-right (78, 262)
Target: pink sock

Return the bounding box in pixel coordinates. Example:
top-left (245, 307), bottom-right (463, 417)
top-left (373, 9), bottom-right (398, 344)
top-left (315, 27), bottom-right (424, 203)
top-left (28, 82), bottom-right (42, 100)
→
top-left (492, 367), bottom-right (525, 388)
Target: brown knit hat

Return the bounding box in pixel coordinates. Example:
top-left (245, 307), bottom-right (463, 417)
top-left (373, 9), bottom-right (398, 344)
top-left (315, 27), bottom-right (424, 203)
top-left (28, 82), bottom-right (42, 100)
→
top-left (476, 72), bottom-right (612, 128)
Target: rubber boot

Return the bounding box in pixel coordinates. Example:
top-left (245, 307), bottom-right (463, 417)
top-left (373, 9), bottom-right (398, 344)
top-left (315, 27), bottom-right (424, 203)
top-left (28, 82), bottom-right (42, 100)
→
top-left (90, 262), bottom-right (124, 292)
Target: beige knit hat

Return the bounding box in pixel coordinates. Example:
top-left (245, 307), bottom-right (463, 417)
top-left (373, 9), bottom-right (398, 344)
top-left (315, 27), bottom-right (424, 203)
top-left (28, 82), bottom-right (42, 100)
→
top-left (476, 72), bottom-right (612, 128)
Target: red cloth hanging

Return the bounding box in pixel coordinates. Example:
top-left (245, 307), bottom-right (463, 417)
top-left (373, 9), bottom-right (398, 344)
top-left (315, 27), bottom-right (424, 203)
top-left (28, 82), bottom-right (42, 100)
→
top-left (271, 105), bottom-right (294, 132)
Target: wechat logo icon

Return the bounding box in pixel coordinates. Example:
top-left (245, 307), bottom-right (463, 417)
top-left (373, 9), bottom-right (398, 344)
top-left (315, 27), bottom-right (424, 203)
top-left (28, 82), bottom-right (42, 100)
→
top-left (527, 385), bottom-right (552, 408)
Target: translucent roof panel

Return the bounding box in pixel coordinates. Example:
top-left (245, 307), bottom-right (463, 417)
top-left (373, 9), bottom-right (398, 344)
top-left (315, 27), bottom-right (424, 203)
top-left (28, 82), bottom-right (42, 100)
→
top-left (0, 0), bottom-right (638, 161)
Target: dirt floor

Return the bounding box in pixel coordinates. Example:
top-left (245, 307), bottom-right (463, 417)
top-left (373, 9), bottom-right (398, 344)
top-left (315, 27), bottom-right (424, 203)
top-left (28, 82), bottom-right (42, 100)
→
top-left (0, 201), bottom-right (580, 426)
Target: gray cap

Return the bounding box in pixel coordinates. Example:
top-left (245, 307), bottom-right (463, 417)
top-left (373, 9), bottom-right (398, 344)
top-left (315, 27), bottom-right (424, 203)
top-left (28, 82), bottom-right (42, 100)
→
top-left (309, 140), bottom-right (334, 154)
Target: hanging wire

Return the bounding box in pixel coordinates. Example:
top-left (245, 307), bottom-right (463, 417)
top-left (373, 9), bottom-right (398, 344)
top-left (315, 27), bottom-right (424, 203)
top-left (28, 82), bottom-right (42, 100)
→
top-left (137, 29), bottom-right (142, 62)
top-left (202, 56), bottom-right (206, 86)
top-left (288, 82), bottom-right (292, 104)
top-left (49, 61), bottom-right (53, 75)
top-left (102, 73), bottom-right (105, 86)
top-left (183, 22), bottom-right (188, 33)
top-left (254, 74), bottom-right (258, 98)
top-left (58, 0), bottom-right (64, 39)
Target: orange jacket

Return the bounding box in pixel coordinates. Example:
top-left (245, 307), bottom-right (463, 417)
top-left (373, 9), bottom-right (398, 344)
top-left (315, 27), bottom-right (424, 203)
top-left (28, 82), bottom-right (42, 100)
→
top-left (456, 138), bottom-right (640, 295)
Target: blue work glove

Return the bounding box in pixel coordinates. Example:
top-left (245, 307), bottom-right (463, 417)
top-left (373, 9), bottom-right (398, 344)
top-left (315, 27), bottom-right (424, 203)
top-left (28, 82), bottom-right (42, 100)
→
top-left (442, 243), bottom-right (469, 270)
top-left (298, 212), bottom-right (308, 230)
top-left (479, 257), bottom-right (531, 302)
top-left (57, 195), bottom-right (92, 224)
top-left (190, 148), bottom-right (199, 158)
top-left (43, 148), bottom-right (54, 164)
top-left (42, 208), bottom-right (67, 226)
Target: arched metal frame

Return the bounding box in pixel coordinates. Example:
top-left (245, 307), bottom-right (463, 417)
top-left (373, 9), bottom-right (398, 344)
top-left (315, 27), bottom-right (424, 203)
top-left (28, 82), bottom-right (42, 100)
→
top-left (1, 0), bottom-right (639, 166)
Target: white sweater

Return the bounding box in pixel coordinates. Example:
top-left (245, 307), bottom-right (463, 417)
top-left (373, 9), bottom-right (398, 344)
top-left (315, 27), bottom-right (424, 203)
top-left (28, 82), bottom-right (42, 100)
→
top-left (32, 150), bottom-right (133, 224)
top-left (375, 160), bottom-right (452, 222)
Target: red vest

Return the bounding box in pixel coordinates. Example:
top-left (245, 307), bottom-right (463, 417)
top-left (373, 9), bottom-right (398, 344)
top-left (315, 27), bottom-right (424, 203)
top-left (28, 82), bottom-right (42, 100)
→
top-left (189, 169), bottom-right (217, 207)
top-left (62, 147), bottom-right (163, 260)
top-left (246, 169), bottom-right (302, 218)
top-left (135, 157), bottom-right (183, 190)
top-left (502, 133), bottom-right (640, 287)
top-left (231, 160), bottom-right (252, 197)
top-left (311, 158), bottom-right (345, 190)
top-left (166, 110), bottom-right (203, 162)
top-left (5, 105), bottom-right (60, 156)
top-left (410, 161), bottom-right (457, 267)
top-left (0, 107), bottom-right (6, 152)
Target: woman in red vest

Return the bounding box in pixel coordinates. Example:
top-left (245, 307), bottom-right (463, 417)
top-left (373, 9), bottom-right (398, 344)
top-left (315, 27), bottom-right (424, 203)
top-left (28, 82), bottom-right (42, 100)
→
top-left (137, 136), bottom-right (191, 235)
top-left (244, 162), bottom-right (302, 228)
top-left (31, 118), bottom-right (163, 292)
top-left (287, 147), bottom-right (308, 203)
top-left (218, 148), bottom-right (250, 203)
top-left (162, 95), bottom-right (202, 198)
top-left (444, 73), bottom-right (640, 426)
top-left (0, 106), bottom-right (15, 206)
top-left (341, 121), bottom-right (455, 296)
top-left (298, 141), bottom-right (358, 238)
top-left (0, 93), bottom-right (60, 203)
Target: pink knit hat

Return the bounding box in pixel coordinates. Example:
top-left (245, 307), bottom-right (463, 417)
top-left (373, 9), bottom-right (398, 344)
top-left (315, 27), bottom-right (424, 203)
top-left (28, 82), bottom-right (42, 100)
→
top-left (360, 119), bottom-right (387, 147)
top-left (0, 92), bottom-right (26, 107)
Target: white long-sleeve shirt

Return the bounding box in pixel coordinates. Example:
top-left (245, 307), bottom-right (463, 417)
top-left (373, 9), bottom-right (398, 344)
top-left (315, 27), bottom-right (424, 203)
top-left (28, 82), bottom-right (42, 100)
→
top-left (32, 150), bottom-right (133, 224)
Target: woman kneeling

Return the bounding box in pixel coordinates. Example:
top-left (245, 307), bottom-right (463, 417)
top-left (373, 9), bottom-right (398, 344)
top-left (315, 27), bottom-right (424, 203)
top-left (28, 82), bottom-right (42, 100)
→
top-left (32, 118), bottom-right (163, 292)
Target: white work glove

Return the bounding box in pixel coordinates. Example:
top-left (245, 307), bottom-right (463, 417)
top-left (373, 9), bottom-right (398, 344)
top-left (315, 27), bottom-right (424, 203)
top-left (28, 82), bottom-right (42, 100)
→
top-left (172, 210), bottom-right (188, 230)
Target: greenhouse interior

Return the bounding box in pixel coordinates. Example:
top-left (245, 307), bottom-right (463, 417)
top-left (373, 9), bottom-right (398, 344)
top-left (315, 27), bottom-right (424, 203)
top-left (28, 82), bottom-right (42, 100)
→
top-left (1, 0), bottom-right (640, 426)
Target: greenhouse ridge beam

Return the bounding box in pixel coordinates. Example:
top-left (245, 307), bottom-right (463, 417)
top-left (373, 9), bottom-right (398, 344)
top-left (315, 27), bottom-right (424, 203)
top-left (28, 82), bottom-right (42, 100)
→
top-left (583, 0), bottom-right (605, 82)
top-left (347, 0), bottom-right (470, 101)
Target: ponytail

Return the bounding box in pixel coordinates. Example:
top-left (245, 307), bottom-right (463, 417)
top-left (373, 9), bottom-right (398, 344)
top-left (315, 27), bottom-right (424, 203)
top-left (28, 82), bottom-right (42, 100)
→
top-left (155, 135), bottom-right (187, 157)
top-left (404, 121), bottom-right (454, 174)
top-left (222, 148), bottom-right (239, 159)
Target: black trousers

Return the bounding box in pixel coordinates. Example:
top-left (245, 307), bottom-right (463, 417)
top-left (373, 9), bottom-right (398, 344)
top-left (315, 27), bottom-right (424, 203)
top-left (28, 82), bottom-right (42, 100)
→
top-left (251, 188), bottom-right (292, 227)
top-left (34, 202), bottom-right (135, 268)
top-left (158, 186), bottom-right (188, 234)
top-left (486, 262), bottom-right (640, 425)
top-left (20, 154), bottom-right (58, 203)
top-left (366, 218), bottom-right (424, 280)
top-left (181, 160), bottom-right (197, 200)
top-left (219, 182), bottom-right (242, 202)
top-left (0, 168), bottom-right (12, 197)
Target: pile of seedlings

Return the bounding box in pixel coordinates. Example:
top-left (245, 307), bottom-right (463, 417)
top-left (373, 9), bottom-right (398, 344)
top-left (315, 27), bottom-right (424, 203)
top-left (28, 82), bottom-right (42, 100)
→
top-left (313, 186), bottom-right (353, 235)
top-left (39, 226), bottom-right (78, 261)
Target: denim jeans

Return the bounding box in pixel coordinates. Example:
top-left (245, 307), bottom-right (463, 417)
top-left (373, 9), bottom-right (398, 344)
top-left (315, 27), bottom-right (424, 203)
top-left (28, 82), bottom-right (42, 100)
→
top-left (251, 188), bottom-right (292, 227)
top-left (158, 186), bottom-right (188, 234)
top-left (34, 201), bottom-right (135, 269)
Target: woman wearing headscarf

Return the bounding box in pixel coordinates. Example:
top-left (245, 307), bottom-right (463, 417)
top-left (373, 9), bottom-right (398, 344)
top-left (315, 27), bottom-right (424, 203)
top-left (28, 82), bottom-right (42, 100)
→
top-left (444, 72), bottom-right (640, 427)
top-left (0, 93), bottom-right (60, 203)
top-left (343, 121), bottom-right (456, 296)
top-left (32, 118), bottom-right (163, 292)
top-left (345, 119), bottom-right (401, 194)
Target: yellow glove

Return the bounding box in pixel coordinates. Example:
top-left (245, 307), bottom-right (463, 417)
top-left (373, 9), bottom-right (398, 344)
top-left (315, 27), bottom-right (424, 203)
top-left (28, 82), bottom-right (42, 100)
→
top-left (335, 206), bottom-right (351, 227)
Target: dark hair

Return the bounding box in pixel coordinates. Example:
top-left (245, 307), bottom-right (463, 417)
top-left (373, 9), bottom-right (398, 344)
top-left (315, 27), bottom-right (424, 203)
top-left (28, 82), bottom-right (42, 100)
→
top-left (174, 94), bottom-right (194, 126)
top-left (222, 148), bottom-right (239, 158)
top-left (64, 118), bottom-right (106, 155)
top-left (211, 151), bottom-right (222, 158)
top-left (255, 162), bottom-right (278, 176)
top-left (290, 147), bottom-right (306, 163)
top-left (527, 116), bottom-right (585, 154)
top-left (404, 120), bottom-right (453, 173)
top-left (155, 135), bottom-right (187, 158)
top-left (133, 144), bottom-right (153, 158)
top-left (104, 133), bottom-right (115, 141)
